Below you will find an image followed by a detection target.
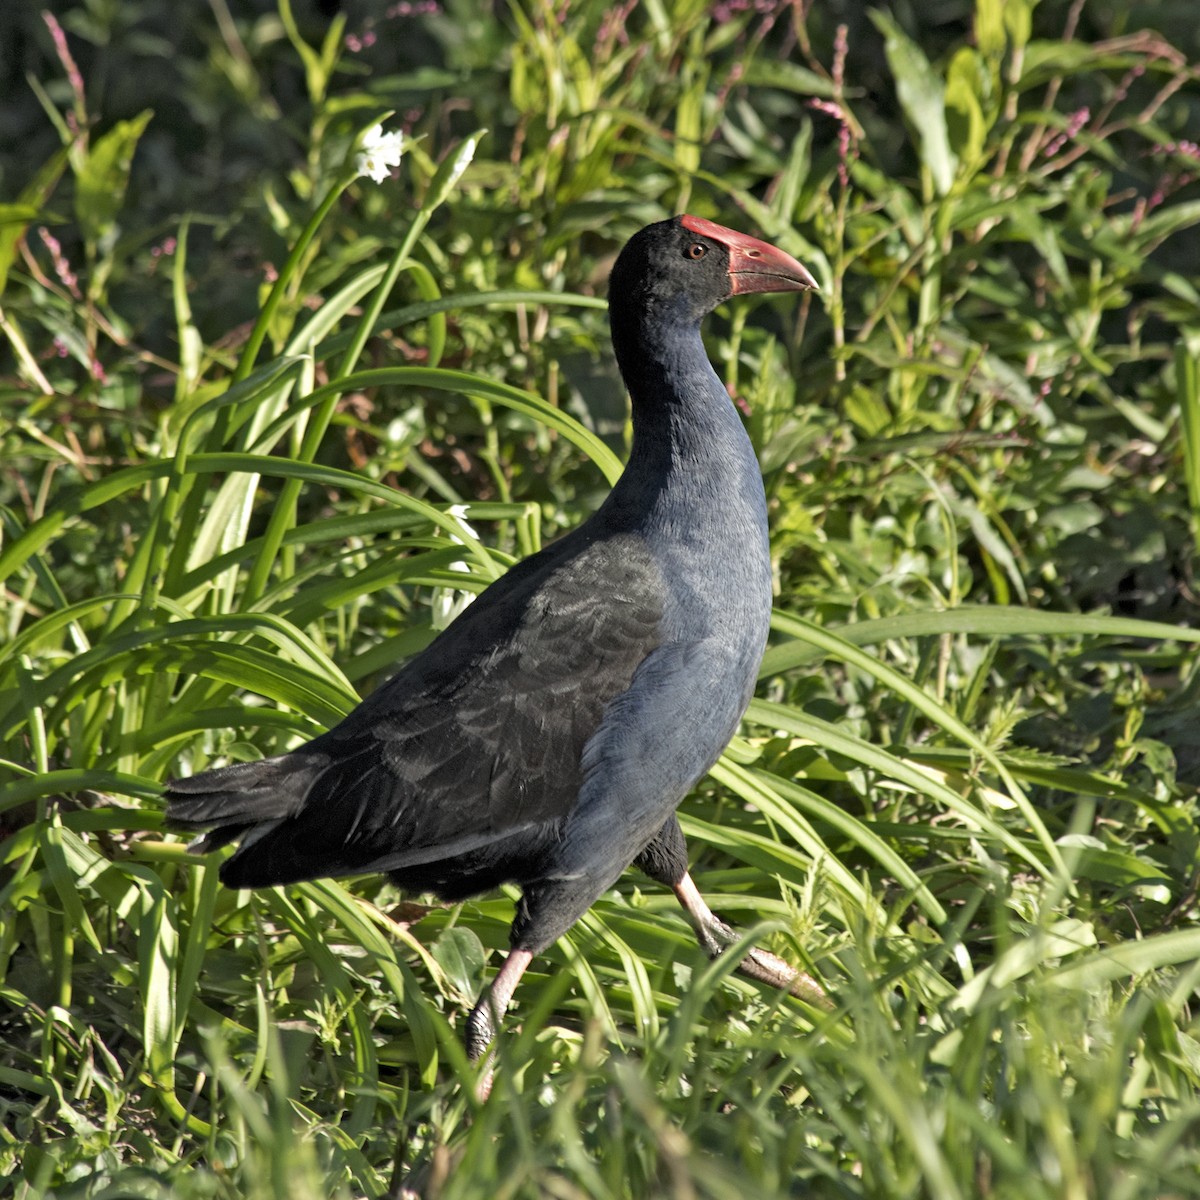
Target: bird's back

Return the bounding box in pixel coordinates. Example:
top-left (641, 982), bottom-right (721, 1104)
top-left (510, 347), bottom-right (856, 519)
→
top-left (165, 524), bottom-right (669, 892)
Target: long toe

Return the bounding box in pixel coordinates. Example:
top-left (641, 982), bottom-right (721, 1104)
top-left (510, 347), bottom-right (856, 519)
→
top-left (672, 872), bottom-right (830, 1008)
top-left (737, 944), bottom-right (830, 1007)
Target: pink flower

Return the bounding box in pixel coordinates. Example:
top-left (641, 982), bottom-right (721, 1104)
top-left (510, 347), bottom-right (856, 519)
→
top-left (42, 12), bottom-right (85, 110)
top-left (1163, 140), bottom-right (1200, 161)
top-left (808, 91), bottom-right (857, 189)
top-left (1043, 107), bottom-right (1090, 158)
top-left (39, 226), bottom-right (80, 297)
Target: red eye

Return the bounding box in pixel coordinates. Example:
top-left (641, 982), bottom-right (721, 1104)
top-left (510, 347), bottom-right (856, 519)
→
top-left (686, 242), bottom-right (708, 260)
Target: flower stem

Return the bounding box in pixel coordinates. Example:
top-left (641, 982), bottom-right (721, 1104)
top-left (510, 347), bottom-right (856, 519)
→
top-left (234, 168), bottom-right (356, 385)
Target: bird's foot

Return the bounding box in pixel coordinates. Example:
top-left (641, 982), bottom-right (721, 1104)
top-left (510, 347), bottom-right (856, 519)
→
top-left (673, 873), bottom-right (831, 1009)
top-left (735, 942), bottom-right (830, 1008)
top-left (463, 947), bottom-right (535, 1101)
top-left (464, 996), bottom-right (497, 1064)
top-left (465, 992), bottom-right (500, 1102)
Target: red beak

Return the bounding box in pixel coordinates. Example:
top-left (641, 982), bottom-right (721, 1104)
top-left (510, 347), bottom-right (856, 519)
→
top-left (680, 214), bottom-right (819, 295)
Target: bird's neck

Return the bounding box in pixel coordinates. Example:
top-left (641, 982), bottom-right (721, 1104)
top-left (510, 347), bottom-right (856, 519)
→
top-left (604, 304), bottom-right (773, 653)
top-left (606, 312), bottom-right (767, 530)
top-left (618, 315), bottom-right (754, 464)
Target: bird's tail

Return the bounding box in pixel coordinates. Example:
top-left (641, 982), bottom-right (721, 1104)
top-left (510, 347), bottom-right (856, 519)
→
top-left (163, 755), bottom-right (317, 853)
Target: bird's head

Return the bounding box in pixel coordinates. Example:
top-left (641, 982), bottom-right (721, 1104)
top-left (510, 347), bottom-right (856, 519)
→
top-left (609, 214), bottom-right (818, 328)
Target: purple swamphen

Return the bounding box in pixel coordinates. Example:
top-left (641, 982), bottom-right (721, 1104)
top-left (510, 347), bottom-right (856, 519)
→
top-left (164, 215), bottom-right (823, 1084)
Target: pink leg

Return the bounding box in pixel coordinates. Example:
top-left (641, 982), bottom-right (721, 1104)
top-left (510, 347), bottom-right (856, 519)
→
top-left (465, 947), bottom-right (534, 1100)
top-left (672, 873), bottom-right (829, 1007)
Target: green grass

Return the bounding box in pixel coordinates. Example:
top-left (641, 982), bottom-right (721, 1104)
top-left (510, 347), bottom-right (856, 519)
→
top-left (3, 1), bottom-right (1200, 1196)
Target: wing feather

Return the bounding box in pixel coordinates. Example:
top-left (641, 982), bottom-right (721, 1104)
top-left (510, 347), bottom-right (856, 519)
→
top-left (199, 530), bottom-right (666, 891)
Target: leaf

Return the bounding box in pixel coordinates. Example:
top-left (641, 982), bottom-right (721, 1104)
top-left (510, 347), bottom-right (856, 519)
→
top-left (673, 68), bottom-right (705, 175)
top-left (0, 769), bottom-right (160, 815)
top-left (744, 697), bottom-right (1054, 877)
top-left (948, 493), bottom-right (1027, 602)
top-left (1117, 198), bottom-right (1200, 246)
top-left (0, 204), bottom-right (42, 229)
top-left (872, 12), bottom-right (956, 195)
top-left (0, 147), bottom-right (70, 295)
top-left (769, 123), bottom-right (812, 225)
top-left (277, 0), bottom-right (344, 105)
top-left (1176, 343), bottom-right (1200, 540)
top-left (74, 110), bottom-right (153, 245)
top-left (944, 48), bottom-right (988, 166)
top-left (1016, 40), bottom-right (1124, 89)
top-left (844, 383), bottom-right (893, 436)
top-left (759, 605), bottom-right (1200, 678)
top-left (432, 927), bottom-right (488, 1004)
top-left (139, 886), bottom-right (177, 1089)
top-left (170, 219), bottom-right (202, 402)
top-left (1060, 842), bottom-right (1172, 903)
top-left (1045, 930), bottom-right (1200, 990)
top-left (294, 880), bottom-right (440, 1088)
top-left (742, 59), bottom-right (838, 99)
top-left (949, 919), bottom-right (1097, 1013)
top-left (974, 0), bottom-right (1007, 59)
top-left (1003, 0), bottom-right (1035, 55)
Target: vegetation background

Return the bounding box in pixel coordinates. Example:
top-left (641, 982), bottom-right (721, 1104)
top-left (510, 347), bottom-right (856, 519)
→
top-left (2, 0), bottom-right (1200, 1196)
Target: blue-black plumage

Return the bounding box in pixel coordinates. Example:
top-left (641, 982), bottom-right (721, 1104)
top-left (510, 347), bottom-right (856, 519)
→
top-left (164, 215), bottom-right (823, 1080)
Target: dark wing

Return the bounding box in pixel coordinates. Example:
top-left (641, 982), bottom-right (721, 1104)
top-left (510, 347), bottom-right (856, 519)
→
top-left (166, 530), bottom-right (665, 890)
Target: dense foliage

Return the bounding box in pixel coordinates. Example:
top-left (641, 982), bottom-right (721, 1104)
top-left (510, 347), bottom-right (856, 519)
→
top-left (2, 1), bottom-right (1200, 1196)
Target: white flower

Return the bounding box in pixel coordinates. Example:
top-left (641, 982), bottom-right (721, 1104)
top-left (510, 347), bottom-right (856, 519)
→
top-left (445, 504), bottom-right (479, 545)
top-left (431, 505), bottom-right (481, 629)
top-left (356, 124), bottom-right (403, 183)
top-left (431, 559), bottom-right (474, 630)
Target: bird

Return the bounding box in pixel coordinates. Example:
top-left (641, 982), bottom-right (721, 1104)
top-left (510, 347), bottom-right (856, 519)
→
top-left (164, 214), bottom-right (824, 1088)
